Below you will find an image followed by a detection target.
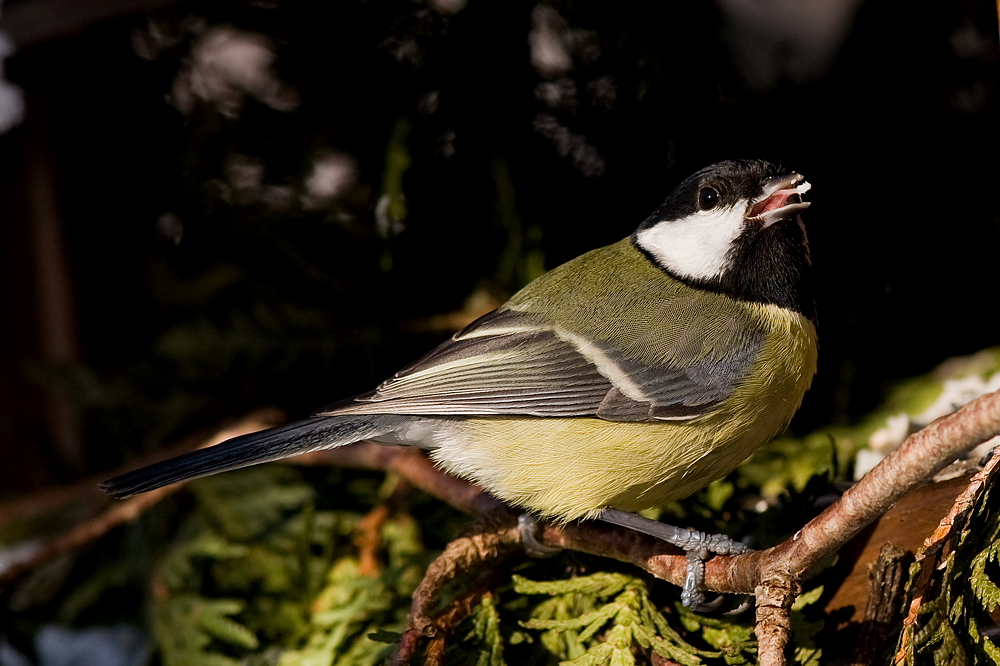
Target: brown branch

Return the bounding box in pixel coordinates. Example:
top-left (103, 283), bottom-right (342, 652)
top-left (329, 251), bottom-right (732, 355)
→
top-left (299, 448), bottom-right (696, 585)
top-left (391, 511), bottom-right (522, 666)
top-left (752, 388), bottom-right (1000, 585)
top-left (0, 407), bottom-right (286, 531)
top-left (404, 511), bottom-right (521, 638)
top-left (423, 635), bottom-right (448, 666)
top-left (702, 388), bottom-right (1000, 664)
top-left (711, 388), bottom-right (1000, 592)
top-left (754, 582), bottom-right (798, 666)
top-left (421, 584), bottom-right (507, 666)
top-left (0, 477), bottom-right (175, 589)
top-left (253, 389), bottom-right (1000, 666)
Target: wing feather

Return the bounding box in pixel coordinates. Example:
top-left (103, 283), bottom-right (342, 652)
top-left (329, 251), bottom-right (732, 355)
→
top-left (320, 308), bottom-right (762, 421)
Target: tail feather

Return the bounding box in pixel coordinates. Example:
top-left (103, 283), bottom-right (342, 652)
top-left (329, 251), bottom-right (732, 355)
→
top-left (100, 415), bottom-right (388, 499)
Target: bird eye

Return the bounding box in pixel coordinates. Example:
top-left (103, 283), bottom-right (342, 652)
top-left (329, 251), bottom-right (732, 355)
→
top-left (698, 187), bottom-right (720, 210)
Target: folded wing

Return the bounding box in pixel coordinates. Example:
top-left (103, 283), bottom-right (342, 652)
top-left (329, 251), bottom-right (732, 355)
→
top-left (320, 309), bottom-right (763, 422)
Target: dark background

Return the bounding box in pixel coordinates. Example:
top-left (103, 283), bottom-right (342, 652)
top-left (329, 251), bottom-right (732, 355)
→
top-left (0, 0), bottom-right (997, 496)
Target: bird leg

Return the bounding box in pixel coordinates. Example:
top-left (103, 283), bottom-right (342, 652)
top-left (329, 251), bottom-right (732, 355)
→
top-left (599, 507), bottom-right (752, 613)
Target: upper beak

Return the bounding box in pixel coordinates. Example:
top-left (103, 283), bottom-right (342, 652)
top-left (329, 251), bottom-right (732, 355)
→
top-left (748, 172), bottom-right (811, 227)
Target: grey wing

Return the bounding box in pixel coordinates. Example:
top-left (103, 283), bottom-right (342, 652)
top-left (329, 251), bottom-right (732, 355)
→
top-left (593, 337), bottom-right (763, 421)
top-left (320, 309), bottom-right (763, 422)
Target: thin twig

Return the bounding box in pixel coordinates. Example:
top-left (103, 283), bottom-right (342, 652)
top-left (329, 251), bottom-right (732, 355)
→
top-left (354, 504), bottom-right (391, 578)
top-left (0, 411), bottom-right (282, 588)
top-left (391, 510), bottom-right (522, 665)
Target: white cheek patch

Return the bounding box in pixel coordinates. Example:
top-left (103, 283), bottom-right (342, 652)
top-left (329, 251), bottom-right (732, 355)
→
top-left (634, 205), bottom-right (747, 281)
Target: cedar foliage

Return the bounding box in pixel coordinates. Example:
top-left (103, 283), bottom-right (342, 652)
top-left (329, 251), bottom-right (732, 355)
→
top-left (147, 465), bottom-right (832, 666)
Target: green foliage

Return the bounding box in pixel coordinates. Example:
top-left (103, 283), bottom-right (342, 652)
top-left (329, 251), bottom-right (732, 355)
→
top-left (896, 462), bottom-right (1000, 665)
top-left (189, 465), bottom-right (319, 542)
top-left (703, 479), bottom-right (736, 513)
top-left (789, 586), bottom-right (824, 666)
top-left (150, 465), bottom-right (431, 666)
top-left (738, 431), bottom-right (843, 500)
top-left (154, 596), bottom-right (257, 666)
top-left (133, 461), bottom-right (828, 666)
top-left (971, 543), bottom-right (1000, 614)
top-left (458, 594), bottom-right (507, 666)
top-left (512, 571), bottom-right (752, 665)
top-left (75, 349), bottom-right (1000, 666)
top-left (276, 559), bottom-right (396, 666)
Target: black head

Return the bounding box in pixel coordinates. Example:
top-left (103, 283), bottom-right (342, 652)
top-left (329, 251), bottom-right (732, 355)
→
top-left (632, 159), bottom-right (815, 321)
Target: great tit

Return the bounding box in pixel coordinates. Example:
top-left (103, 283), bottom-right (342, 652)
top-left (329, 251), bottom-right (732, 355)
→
top-left (103, 159), bottom-right (817, 606)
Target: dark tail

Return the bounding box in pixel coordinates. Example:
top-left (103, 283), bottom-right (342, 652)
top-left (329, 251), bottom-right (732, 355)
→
top-left (100, 415), bottom-right (390, 499)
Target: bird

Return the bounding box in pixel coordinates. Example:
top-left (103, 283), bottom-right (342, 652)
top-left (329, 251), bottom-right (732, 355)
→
top-left (102, 158), bottom-right (817, 609)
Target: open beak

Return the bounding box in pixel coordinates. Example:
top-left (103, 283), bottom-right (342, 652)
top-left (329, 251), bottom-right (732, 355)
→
top-left (748, 172), bottom-right (811, 227)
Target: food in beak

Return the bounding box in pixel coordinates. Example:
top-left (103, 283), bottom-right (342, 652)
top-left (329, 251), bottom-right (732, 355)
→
top-left (749, 173), bottom-right (811, 226)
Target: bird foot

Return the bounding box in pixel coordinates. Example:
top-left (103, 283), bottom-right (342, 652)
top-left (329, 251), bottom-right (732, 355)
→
top-left (599, 507), bottom-right (753, 613)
